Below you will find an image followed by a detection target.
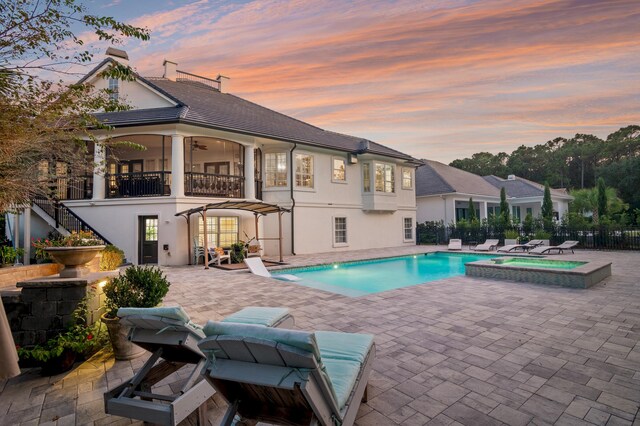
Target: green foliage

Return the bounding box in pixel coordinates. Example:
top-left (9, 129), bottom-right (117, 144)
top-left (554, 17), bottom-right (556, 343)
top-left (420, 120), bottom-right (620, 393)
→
top-left (499, 187), bottom-right (510, 225)
top-left (467, 198), bottom-right (477, 222)
top-left (522, 213), bottom-right (534, 235)
top-left (230, 242), bottom-right (246, 264)
top-left (541, 182), bottom-right (554, 229)
top-left (100, 245), bottom-right (124, 271)
top-left (103, 266), bottom-right (170, 318)
top-left (533, 230), bottom-right (551, 240)
top-left (597, 177), bottom-right (608, 220)
top-left (504, 230), bottom-right (520, 239)
top-left (0, 245), bottom-right (24, 265)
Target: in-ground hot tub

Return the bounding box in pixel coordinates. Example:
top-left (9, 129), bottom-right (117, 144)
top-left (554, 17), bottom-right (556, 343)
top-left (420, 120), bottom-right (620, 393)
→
top-left (465, 257), bottom-right (611, 288)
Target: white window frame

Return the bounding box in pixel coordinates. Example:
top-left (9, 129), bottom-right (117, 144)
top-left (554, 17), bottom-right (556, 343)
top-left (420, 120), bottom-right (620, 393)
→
top-left (197, 216), bottom-right (239, 248)
top-left (264, 152), bottom-right (288, 188)
top-left (403, 217), bottom-right (414, 242)
top-left (362, 162), bottom-right (371, 193)
top-left (108, 78), bottom-right (119, 101)
top-left (295, 153), bottom-right (314, 189)
top-left (332, 216), bottom-right (348, 247)
top-left (331, 157), bottom-right (347, 183)
top-left (374, 162), bottom-right (395, 193)
top-left (401, 167), bottom-right (413, 190)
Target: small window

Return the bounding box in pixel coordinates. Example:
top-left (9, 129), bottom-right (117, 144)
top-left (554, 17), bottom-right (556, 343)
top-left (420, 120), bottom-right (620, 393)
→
top-left (295, 154), bottom-right (314, 188)
top-left (375, 163), bottom-right (395, 193)
top-left (526, 207), bottom-right (533, 216)
top-left (362, 163), bottom-right (371, 192)
top-left (265, 153), bottom-right (287, 187)
top-left (108, 78), bottom-right (119, 101)
top-left (512, 206), bottom-right (521, 221)
top-left (401, 168), bottom-right (413, 189)
top-left (334, 217), bottom-right (347, 245)
top-left (332, 158), bottom-right (346, 182)
top-left (403, 218), bottom-right (413, 241)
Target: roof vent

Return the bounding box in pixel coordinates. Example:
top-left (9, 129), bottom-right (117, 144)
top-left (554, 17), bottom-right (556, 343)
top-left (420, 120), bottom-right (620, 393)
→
top-left (163, 59), bottom-right (177, 81)
top-left (105, 47), bottom-right (129, 64)
top-left (507, 174), bottom-right (516, 180)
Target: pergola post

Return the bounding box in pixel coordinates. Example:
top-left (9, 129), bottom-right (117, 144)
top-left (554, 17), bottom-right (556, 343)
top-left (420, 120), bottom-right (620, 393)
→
top-left (180, 214), bottom-right (191, 265)
top-left (254, 213), bottom-right (259, 244)
top-left (278, 211), bottom-right (283, 263)
top-left (201, 208), bottom-right (209, 270)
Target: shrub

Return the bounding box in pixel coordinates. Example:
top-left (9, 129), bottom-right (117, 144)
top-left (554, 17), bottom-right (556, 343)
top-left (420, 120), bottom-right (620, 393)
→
top-left (103, 266), bottom-right (170, 318)
top-left (0, 246), bottom-right (24, 265)
top-left (534, 230), bottom-right (551, 240)
top-left (100, 245), bottom-right (124, 271)
top-left (230, 242), bottom-right (246, 264)
top-left (504, 230), bottom-right (520, 239)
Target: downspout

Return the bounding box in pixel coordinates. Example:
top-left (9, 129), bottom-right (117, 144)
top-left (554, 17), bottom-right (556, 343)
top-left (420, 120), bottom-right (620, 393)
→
top-left (289, 143), bottom-right (297, 255)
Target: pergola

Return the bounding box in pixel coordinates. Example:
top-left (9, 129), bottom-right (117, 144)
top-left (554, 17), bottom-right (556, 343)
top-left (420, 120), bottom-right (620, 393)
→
top-left (175, 201), bottom-right (291, 268)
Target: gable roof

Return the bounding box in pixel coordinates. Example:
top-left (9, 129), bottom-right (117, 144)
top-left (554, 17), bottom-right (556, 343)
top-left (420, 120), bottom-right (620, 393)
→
top-left (85, 60), bottom-right (414, 161)
top-left (483, 175), bottom-right (572, 199)
top-left (416, 160), bottom-right (501, 197)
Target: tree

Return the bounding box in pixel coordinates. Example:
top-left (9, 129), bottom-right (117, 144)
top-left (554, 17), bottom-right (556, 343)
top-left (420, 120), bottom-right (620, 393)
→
top-left (541, 182), bottom-right (553, 229)
top-left (0, 0), bottom-right (149, 210)
top-left (467, 198), bottom-right (477, 222)
top-left (570, 186), bottom-right (627, 224)
top-left (499, 187), bottom-right (510, 225)
top-left (597, 177), bottom-right (608, 220)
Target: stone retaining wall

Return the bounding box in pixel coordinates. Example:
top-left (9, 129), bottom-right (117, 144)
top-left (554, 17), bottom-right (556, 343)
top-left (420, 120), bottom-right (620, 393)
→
top-left (0, 263), bottom-right (61, 288)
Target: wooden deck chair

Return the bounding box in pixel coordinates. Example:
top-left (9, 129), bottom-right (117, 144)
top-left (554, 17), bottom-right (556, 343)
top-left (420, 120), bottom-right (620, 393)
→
top-left (104, 306), bottom-right (294, 425)
top-left (198, 322), bottom-right (375, 426)
top-left (473, 239), bottom-right (500, 251)
top-left (530, 240), bottom-right (579, 255)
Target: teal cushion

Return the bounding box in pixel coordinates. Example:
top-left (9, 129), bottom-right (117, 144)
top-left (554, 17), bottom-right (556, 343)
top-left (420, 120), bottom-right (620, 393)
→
top-left (203, 321), bottom-right (321, 361)
top-left (118, 306), bottom-right (191, 323)
top-left (322, 358), bottom-right (361, 409)
top-left (316, 331), bottom-right (374, 364)
top-left (221, 307), bottom-right (289, 327)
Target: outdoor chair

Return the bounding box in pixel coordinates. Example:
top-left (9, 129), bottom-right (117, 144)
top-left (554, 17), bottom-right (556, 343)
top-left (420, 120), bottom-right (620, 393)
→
top-left (473, 239), bottom-right (500, 251)
top-left (529, 240), bottom-right (579, 255)
top-left (245, 243), bottom-right (262, 258)
top-left (198, 321), bottom-right (375, 426)
top-left (448, 239), bottom-right (462, 250)
top-left (497, 239), bottom-right (545, 253)
top-left (104, 306), bottom-right (294, 426)
top-left (207, 246), bottom-right (231, 266)
top-left (244, 257), bottom-right (300, 281)
top-left (193, 237), bottom-right (205, 264)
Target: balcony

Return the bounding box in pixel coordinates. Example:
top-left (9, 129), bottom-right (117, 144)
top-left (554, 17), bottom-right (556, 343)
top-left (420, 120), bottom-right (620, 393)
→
top-left (184, 173), bottom-right (244, 198)
top-left (53, 176), bottom-right (93, 200)
top-left (106, 171), bottom-right (172, 198)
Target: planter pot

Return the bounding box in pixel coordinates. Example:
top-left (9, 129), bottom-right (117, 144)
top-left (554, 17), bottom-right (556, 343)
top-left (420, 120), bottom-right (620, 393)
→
top-left (101, 314), bottom-right (146, 361)
top-left (44, 246), bottom-right (105, 278)
top-left (40, 348), bottom-right (77, 376)
top-left (505, 239), bottom-right (518, 246)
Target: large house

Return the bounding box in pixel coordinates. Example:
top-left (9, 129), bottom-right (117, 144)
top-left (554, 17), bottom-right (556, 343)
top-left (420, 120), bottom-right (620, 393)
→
top-left (415, 160), bottom-right (572, 224)
top-left (8, 48), bottom-right (418, 265)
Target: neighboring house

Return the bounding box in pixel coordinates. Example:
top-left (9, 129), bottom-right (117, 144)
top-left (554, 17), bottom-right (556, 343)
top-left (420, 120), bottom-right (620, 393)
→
top-left (483, 175), bottom-right (573, 222)
top-left (415, 160), bottom-right (572, 224)
top-left (8, 48), bottom-right (418, 265)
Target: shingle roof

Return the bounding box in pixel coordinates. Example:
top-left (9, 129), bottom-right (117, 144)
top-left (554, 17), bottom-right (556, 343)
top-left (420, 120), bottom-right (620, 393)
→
top-left (88, 61), bottom-right (414, 161)
top-left (483, 175), bottom-right (572, 199)
top-left (416, 160), bottom-right (501, 197)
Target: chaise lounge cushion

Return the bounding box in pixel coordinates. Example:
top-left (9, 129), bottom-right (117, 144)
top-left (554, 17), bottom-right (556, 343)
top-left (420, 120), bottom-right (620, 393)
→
top-left (315, 331), bottom-right (374, 364)
top-left (321, 358), bottom-right (361, 409)
top-left (221, 307), bottom-right (290, 327)
top-left (118, 306), bottom-right (191, 323)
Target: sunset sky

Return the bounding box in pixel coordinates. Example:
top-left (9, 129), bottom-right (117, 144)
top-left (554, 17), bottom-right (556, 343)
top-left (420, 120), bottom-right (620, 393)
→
top-left (88, 0), bottom-right (640, 162)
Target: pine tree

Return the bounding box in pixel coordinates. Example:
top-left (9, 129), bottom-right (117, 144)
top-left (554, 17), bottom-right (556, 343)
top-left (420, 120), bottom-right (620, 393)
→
top-left (597, 177), bottom-right (608, 220)
top-left (541, 182), bottom-right (554, 229)
top-left (468, 197), bottom-right (477, 222)
top-left (499, 187), bottom-right (510, 225)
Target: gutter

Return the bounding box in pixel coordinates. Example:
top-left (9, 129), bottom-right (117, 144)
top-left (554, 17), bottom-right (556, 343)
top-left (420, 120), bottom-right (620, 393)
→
top-left (289, 142), bottom-right (297, 255)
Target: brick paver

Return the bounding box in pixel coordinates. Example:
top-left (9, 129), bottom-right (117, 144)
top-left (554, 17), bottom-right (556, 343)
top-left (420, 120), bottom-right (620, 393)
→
top-left (1, 246), bottom-right (639, 425)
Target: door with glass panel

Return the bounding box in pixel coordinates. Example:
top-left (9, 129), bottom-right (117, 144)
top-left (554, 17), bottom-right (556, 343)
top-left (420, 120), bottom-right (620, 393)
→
top-left (138, 216), bottom-right (158, 264)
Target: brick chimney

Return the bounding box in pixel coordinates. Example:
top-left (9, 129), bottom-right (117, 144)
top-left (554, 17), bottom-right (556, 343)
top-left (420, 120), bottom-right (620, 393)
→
top-left (163, 59), bottom-right (177, 81)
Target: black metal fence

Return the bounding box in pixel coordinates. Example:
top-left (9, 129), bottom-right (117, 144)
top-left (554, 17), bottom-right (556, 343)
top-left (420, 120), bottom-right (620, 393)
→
top-left (106, 172), bottom-right (172, 198)
top-left (185, 172), bottom-right (244, 198)
top-left (417, 221), bottom-right (640, 250)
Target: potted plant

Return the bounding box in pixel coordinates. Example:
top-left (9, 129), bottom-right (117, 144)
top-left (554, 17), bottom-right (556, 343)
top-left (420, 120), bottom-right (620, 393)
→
top-left (100, 244), bottom-right (125, 271)
top-left (32, 231), bottom-right (104, 278)
top-left (230, 241), bottom-right (246, 264)
top-left (101, 265), bottom-right (170, 360)
top-left (17, 291), bottom-right (108, 375)
top-left (0, 246), bottom-right (24, 267)
top-left (504, 230), bottom-right (519, 246)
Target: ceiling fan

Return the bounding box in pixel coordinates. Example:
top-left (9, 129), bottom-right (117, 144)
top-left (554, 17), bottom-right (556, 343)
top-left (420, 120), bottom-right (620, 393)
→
top-left (192, 140), bottom-right (208, 150)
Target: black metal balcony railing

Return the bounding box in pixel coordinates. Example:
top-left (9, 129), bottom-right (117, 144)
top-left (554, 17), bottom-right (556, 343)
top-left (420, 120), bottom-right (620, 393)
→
top-left (185, 173), bottom-right (244, 198)
top-left (51, 177), bottom-right (93, 200)
top-left (106, 172), bottom-right (172, 198)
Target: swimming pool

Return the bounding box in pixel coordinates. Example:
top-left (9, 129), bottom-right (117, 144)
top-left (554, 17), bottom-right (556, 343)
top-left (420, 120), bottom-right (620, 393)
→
top-left (492, 258), bottom-right (586, 269)
top-left (272, 252), bottom-right (501, 297)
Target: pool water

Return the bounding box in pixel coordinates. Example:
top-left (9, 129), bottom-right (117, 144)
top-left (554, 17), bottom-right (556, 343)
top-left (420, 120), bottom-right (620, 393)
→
top-left (273, 252), bottom-right (500, 297)
top-left (493, 258), bottom-right (586, 269)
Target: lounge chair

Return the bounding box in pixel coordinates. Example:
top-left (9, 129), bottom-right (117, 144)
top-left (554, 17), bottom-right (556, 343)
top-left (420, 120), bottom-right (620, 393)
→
top-left (104, 306), bottom-right (294, 425)
top-left (448, 239), bottom-right (462, 250)
top-left (244, 257), bottom-right (300, 281)
top-left (529, 240), bottom-right (579, 255)
top-left (198, 321), bottom-right (375, 426)
top-left (473, 239), bottom-right (500, 251)
top-left (208, 246), bottom-right (231, 266)
top-left (245, 243), bottom-right (262, 258)
top-left (497, 239), bottom-right (545, 253)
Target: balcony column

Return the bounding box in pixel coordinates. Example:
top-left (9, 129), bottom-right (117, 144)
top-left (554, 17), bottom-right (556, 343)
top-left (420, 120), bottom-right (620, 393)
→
top-left (480, 201), bottom-right (488, 220)
top-left (92, 143), bottom-right (106, 200)
top-left (22, 207), bottom-right (31, 263)
top-left (171, 134), bottom-right (185, 198)
top-left (244, 144), bottom-right (255, 200)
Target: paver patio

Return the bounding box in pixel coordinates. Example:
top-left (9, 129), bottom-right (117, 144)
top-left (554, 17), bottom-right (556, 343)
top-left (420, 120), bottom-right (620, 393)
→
top-left (1, 246), bottom-right (639, 426)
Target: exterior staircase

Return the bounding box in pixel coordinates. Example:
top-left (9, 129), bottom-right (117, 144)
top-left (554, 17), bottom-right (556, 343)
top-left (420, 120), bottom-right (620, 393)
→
top-left (31, 197), bottom-right (112, 245)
